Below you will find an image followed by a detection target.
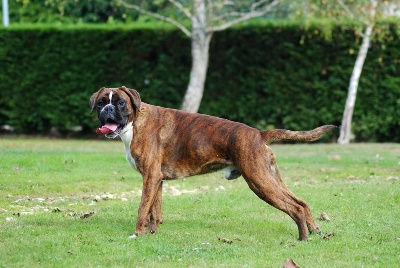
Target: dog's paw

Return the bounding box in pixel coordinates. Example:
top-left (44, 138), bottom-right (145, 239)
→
top-left (128, 234), bottom-right (138, 239)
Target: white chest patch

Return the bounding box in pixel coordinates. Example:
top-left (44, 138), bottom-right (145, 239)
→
top-left (119, 122), bottom-right (138, 171)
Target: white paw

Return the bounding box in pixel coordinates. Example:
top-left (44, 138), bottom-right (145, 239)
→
top-left (128, 234), bottom-right (137, 239)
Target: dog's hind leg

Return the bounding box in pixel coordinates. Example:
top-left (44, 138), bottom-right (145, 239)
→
top-left (279, 186), bottom-right (320, 234)
top-left (267, 154), bottom-right (320, 234)
top-left (243, 174), bottom-right (310, 241)
top-left (239, 149), bottom-right (312, 240)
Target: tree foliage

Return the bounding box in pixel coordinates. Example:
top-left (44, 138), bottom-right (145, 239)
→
top-left (5, 0), bottom-right (137, 23)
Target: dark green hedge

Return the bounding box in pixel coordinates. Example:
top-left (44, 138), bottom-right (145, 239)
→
top-left (1, 21), bottom-right (399, 141)
top-left (0, 24), bottom-right (191, 136)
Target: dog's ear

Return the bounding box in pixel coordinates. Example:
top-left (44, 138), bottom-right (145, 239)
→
top-left (89, 87), bottom-right (107, 114)
top-left (89, 92), bottom-right (97, 114)
top-left (119, 86), bottom-right (141, 112)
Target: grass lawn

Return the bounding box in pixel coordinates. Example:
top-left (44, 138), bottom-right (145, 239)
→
top-left (0, 138), bottom-right (399, 267)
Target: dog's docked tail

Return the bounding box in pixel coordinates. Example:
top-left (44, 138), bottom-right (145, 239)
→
top-left (261, 125), bottom-right (337, 144)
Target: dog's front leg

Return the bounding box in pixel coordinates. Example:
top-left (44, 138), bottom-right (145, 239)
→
top-left (148, 181), bottom-right (163, 234)
top-left (132, 169), bottom-right (163, 237)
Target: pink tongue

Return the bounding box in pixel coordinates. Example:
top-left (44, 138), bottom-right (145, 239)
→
top-left (96, 123), bottom-right (118, 135)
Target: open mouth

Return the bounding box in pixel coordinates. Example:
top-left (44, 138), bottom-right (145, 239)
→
top-left (96, 119), bottom-right (124, 135)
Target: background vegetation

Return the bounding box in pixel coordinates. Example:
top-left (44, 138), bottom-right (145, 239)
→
top-left (4, 0), bottom-right (136, 24)
top-left (1, 21), bottom-right (399, 141)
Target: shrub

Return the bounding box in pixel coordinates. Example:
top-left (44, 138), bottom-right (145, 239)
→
top-left (0, 21), bottom-right (399, 141)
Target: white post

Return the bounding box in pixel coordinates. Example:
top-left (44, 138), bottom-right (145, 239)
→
top-left (2, 0), bottom-right (9, 27)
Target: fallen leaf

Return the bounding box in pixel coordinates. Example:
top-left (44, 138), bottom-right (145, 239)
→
top-left (218, 237), bottom-right (233, 244)
top-left (323, 232), bottom-right (334, 240)
top-left (319, 212), bottom-right (331, 221)
top-left (80, 211), bottom-right (95, 219)
top-left (283, 259), bottom-right (301, 268)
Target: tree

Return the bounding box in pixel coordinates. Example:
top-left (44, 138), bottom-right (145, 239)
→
top-left (116, 0), bottom-right (282, 112)
top-left (335, 0), bottom-right (400, 144)
top-left (336, 0), bottom-right (378, 144)
top-left (291, 0), bottom-right (398, 144)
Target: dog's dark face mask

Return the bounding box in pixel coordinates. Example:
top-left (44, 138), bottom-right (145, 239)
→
top-left (90, 86), bottom-right (141, 138)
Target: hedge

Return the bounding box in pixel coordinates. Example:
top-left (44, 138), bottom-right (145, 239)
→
top-left (0, 21), bottom-right (399, 141)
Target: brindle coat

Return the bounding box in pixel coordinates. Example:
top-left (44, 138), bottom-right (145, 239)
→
top-left (90, 86), bottom-right (336, 240)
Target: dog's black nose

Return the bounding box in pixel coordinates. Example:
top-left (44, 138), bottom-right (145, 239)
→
top-left (103, 104), bottom-right (114, 114)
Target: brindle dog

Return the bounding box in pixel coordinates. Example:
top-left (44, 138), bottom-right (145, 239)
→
top-left (90, 86), bottom-right (336, 240)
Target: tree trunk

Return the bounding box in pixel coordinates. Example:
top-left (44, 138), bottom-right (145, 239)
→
top-left (180, 0), bottom-right (212, 113)
top-left (337, 23), bottom-right (374, 144)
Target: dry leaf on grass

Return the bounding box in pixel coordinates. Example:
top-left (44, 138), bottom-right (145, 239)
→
top-left (218, 237), bottom-right (233, 244)
top-left (323, 232), bottom-right (335, 240)
top-left (80, 211), bottom-right (95, 219)
top-left (319, 212), bottom-right (331, 221)
top-left (283, 259), bottom-right (300, 268)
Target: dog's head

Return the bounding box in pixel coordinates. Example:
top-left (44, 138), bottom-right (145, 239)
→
top-left (89, 86), bottom-right (141, 138)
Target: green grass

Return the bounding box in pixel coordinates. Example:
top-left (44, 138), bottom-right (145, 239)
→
top-left (0, 138), bottom-right (399, 267)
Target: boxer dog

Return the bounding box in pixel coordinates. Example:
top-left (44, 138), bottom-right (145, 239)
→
top-left (90, 86), bottom-right (336, 241)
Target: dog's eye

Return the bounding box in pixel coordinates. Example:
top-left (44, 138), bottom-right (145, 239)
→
top-left (97, 100), bottom-right (104, 108)
top-left (118, 100), bottom-right (126, 107)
